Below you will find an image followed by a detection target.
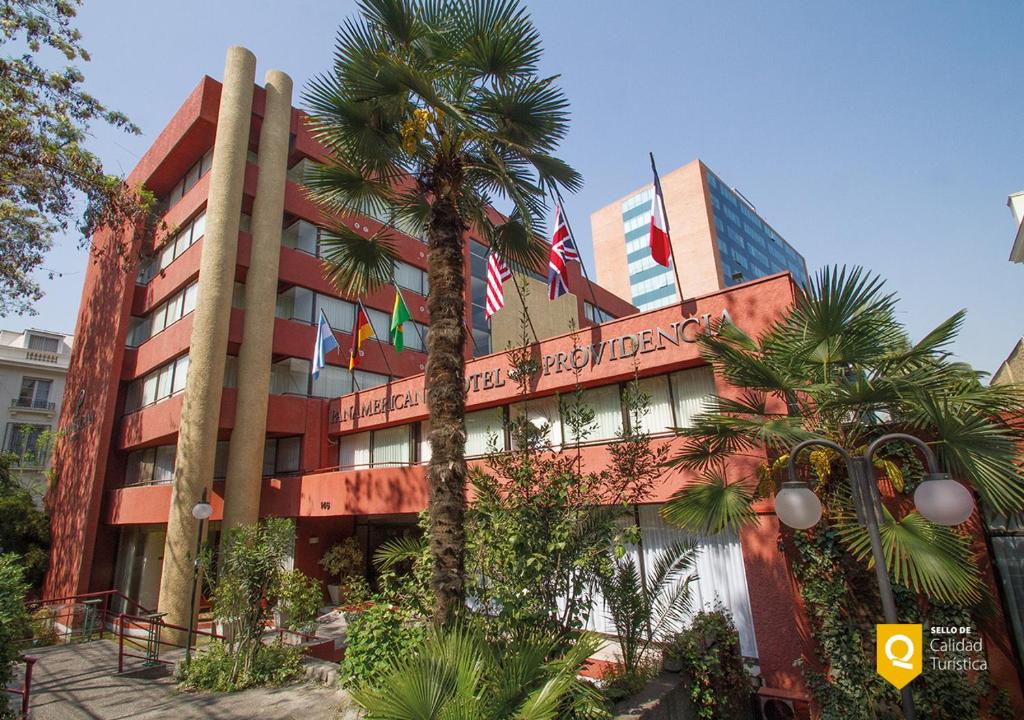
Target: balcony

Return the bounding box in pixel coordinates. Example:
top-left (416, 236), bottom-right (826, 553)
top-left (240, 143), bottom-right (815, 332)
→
top-left (11, 398), bottom-right (56, 412)
top-left (0, 343), bottom-right (69, 370)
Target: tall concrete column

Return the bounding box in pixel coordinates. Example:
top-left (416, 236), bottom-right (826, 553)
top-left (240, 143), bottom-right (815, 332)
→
top-left (222, 69), bottom-right (293, 531)
top-left (158, 46), bottom-right (256, 629)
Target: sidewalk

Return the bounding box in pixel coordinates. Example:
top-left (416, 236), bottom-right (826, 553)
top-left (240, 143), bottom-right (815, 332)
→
top-left (20, 640), bottom-right (357, 719)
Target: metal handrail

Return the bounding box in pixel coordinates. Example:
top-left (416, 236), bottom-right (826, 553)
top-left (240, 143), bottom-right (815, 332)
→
top-left (2, 655), bottom-right (36, 719)
top-left (116, 612), bottom-right (225, 674)
top-left (10, 397), bottom-right (55, 410)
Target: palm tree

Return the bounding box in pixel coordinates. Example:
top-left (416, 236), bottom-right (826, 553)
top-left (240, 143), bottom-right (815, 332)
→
top-left (303, 0), bottom-right (580, 622)
top-left (662, 266), bottom-right (1024, 604)
top-left (351, 624), bottom-right (606, 720)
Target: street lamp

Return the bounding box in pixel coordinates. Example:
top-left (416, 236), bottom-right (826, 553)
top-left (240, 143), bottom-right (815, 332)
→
top-left (184, 489), bottom-right (213, 667)
top-left (776, 433), bottom-right (975, 720)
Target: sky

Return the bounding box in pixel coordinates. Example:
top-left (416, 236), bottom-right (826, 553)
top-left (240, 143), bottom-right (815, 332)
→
top-left (14, 0), bottom-right (1024, 375)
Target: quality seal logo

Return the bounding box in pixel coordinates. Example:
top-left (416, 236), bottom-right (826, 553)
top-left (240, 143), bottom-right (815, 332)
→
top-left (876, 624), bottom-right (922, 689)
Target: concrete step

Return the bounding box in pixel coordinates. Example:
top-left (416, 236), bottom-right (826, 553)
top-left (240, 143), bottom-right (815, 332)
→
top-left (301, 656), bottom-right (338, 686)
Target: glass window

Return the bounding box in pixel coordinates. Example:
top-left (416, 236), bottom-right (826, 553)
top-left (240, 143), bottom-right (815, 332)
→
top-left (275, 437), bottom-right (302, 474)
top-left (18, 378), bottom-right (52, 408)
top-left (142, 373), bottom-right (159, 407)
top-left (282, 220), bottom-right (319, 255)
top-left (631, 376), bottom-right (675, 435)
top-left (172, 355), bottom-right (189, 394)
top-left (156, 363), bottom-right (174, 400)
top-left (182, 282), bottom-right (198, 315)
top-left (270, 358), bottom-right (309, 396)
top-left (366, 308), bottom-right (391, 344)
top-left (418, 421), bottom-right (431, 464)
top-left (262, 440), bottom-right (277, 477)
top-left (510, 395), bottom-right (561, 449)
top-left (353, 370), bottom-right (388, 389)
top-left (191, 212), bottom-right (206, 242)
top-left (670, 367), bottom-right (716, 429)
top-left (153, 445), bottom-right (176, 484)
top-left (150, 302), bottom-right (168, 334)
top-left (124, 449), bottom-right (144, 485)
top-left (159, 241), bottom-right (176, 270)
top-left (27, 334), bottom-right (59, 353)
top-left (465, 407), bottom-right (504, 457)
top-left (137, 447), bottom-right (156, 485)
top-left (339, 431), bottom-right (370, 470)
top-left (311, 364), bottom-right (351, 398)
top-left (213, 441), bottom-right (229, 479)
top-left (372, 426), bottom-right (411, 467)
top-left (395, 262), bottom-right (427, 295)
top-left (165, 292), bottom-right (184, 326)
top-left (566, 385), bottom-right (622, 444)
top-left (316, 294), bottom-right (353, 329)
top-left (173, 228), bottom-right (191, 257)
top-left (223, 356), bottom-right (238, 388)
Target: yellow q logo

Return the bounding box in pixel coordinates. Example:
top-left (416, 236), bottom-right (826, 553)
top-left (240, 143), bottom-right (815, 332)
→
top-left (876, 624), bottom-right (922, 688)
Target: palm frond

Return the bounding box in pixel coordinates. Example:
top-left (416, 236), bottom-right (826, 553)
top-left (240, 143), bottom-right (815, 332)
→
top-left (373, 535), bottom-right (427, 572)
top-left (835, 506), bottom-right (984, 605)
top-left (660, 473), bottom-right (758, 534)
top-left (318, 225), bottom-right (399, 296)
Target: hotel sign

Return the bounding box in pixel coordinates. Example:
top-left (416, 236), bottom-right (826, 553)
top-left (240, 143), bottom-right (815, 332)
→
top-left (331, 309), bottom-right (732, 424)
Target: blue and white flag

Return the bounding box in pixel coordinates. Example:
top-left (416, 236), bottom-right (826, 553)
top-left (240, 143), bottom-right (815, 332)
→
top-left (312, 309), bottom-right (340, 380)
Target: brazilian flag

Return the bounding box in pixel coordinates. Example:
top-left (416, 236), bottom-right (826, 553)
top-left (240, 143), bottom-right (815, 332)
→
top-left (390, 286), bottom-right (412, 352)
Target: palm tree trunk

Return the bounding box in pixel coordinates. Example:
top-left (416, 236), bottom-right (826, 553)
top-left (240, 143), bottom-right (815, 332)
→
top-left (424, 180), bottom-right (468, 624)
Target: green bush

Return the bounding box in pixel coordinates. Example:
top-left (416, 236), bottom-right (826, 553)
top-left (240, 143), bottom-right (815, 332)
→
top-left (339, 603), bottom-right (426, 689)
top-left (0, 554), bottom-right (30, 720)
top-left (277, 569), bottom-right (322, 632)
top-left (670, 607), bottom-right (750, 720)
top-left (178, 640), bottom-right (303, 692)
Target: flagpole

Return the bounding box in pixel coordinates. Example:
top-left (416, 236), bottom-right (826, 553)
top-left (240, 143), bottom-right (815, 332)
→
top-left (550, 185), bottom-right (606, 324)
top-left (649, 152), bottom-right (686, 305)
top-left (464, 316), bottom-right (481, 357)
top-left (366, 300), bottom-right (396, 383)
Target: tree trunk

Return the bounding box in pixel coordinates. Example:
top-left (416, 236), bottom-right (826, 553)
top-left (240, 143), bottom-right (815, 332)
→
top-left (424, 178), bottom-right (468, 624)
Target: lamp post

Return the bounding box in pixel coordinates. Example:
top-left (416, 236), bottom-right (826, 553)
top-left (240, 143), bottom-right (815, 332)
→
top-left (184, 489), bottom-right (213, 667)
top-left (775, 433), bottom-right (975, 720)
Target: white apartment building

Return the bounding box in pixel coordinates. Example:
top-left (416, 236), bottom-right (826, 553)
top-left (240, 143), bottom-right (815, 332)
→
top-left (0, 328), bottom-right (73, 501)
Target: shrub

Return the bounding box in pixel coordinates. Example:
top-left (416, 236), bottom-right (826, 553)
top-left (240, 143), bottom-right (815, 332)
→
top-left (670, 607), bottom-right (750, 720)
top-left (601, 655), bottom-right (661, 704)
top-left (178, 640), bottom-right (303, 692)
top-left (0, 554), bottom-right (30, 720)
top-left (338, 602), bottom-right (426, 689)
top-left (277, 569), bottom-right (322, 632)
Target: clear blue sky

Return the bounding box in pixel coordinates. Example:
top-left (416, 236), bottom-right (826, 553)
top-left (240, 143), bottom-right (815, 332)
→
top-left (17, 1), bottom-right (1024, 375)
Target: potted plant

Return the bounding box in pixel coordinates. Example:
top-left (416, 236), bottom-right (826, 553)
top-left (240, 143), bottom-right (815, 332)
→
top-left (319, 538), bottom-right (366, 606)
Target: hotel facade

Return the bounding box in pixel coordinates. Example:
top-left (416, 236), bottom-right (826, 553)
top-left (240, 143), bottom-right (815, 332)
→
top-left (43, 48), bottom-right (1022, 716)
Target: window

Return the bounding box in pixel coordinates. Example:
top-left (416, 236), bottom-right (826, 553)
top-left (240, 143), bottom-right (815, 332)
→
top-left (276, 286), bottom-right (315, 323)
top-left (353, 370), bottom-right (389, 390)
top-left (270, 358), bottom-right (310, 396)
top-left (339, 431), bottom-right (370, 470)
top-left (123, 355), bottom-right (189, 413)
top-left (465, 407), bottom-right (504, 456)
top-left (223, 356), bottom-right (238, 388)
top-left (403, 321), bottom-right (427, 352)
top-left (366, 308), bottom-right (392, 344)
top-left (129, 281), bottom-right (199, 346)
top-left (315, 293), bottom-right (353, 330)
top-left (263, 436), bottom-right (302, 476)
top-left (632, 376), bottom-right (675, 435)
top-left (395, 261), bottom-right (429, 296)
top-left (372, 426), bottom-right (411, 467)
top-left (583, 302), bottom-right (615, 324)
top-left (124, 444), bottom-right (177, 486)
top-left (282, 219), bottom-right (320, 255)
top-left (27, 334), bottom-right (59, 353)
top-left (166, 149), bottom-right (212, 210)
top-left (418, 421), bottom-right (431, 464)
top-left (214, 442), bottom-right (230, 479)
top-left (5, 423), bottom-right (50, 464)
top-left (136, 211), bottom-right (207, 284)
top-left (469, 240), bottom-right (491, 357)
top-left (670, 367), bottom-right (716, 428)
top-left (17, 378), bottom-right (52, 409)
top-left (567, 385), bottom-right (622, 444)
top-left (311, 364), bottom-right (352, 398)
top-left (509, 395), bottom-right (562, 449)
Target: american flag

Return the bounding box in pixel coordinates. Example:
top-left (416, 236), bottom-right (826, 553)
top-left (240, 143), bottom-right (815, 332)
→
top-left (547, 204), bottom-right (579, 300)
top-left (484, 250), bottom-right (513, 319)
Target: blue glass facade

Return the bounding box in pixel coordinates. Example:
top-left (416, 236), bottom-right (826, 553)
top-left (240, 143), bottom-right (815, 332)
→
top-left (704, 169), bottom-right (807, 288)
top-left (620, 188), bottom-right (679, 311)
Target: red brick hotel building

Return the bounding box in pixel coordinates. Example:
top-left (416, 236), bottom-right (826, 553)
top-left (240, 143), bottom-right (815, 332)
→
top-left (43, 47), bottom-right (1022, 715)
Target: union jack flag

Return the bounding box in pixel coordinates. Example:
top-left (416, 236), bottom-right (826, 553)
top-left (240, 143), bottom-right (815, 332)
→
top-left (484, 250), bottom-right (513, 319)
top-left (547, 204), bottom-right (579, 300)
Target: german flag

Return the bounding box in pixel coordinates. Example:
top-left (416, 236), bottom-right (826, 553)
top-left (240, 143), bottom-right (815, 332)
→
top-left (348, 300), bottom-right (374, 370)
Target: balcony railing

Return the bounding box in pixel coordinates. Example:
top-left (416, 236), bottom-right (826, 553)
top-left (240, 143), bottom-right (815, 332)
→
top-left (11, 398), bottom-right (55, 411)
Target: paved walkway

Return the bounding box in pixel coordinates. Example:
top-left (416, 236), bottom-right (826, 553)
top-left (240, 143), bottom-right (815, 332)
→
top-left (20, 640), bottom-right (359, 719)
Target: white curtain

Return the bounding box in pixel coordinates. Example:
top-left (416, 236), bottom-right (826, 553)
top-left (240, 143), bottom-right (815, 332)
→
top-left (582, 504), bottom-right (758, 658)
top-left (510, 395), bottom-right (562, 449)
top-left (466, 408), bottom-right (503, 456)
top-left (670, 367), bottom-right (716, 429)
top-left (372, 426), bottom-right (411, 467)
top-left (339, 432), bottom-right (371, 470)
top-left (312, 364), bottom-right (352, 398)
top-left (419, 421), bottom-right (431, 464)
top-left (152, 446), bottom-right (176, 485)
top-left (633, 376), bottom-right (675, 434)
top-left (565, 385), bottom-right (622, 444)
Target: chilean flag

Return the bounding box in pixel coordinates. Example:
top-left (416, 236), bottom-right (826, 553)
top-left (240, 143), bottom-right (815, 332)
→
top-left (649, 153), bottom-right (672, 267)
